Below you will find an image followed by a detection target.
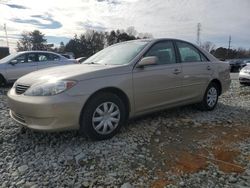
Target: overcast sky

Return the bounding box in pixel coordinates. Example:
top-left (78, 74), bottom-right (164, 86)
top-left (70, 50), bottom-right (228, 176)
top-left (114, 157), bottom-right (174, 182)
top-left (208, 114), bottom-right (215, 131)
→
top-left (0, 0), bottom-right (250, 52)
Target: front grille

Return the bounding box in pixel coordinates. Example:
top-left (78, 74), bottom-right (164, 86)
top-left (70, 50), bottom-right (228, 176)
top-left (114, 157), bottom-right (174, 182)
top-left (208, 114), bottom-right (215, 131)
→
top-left (15, 84), bottom-right (30, 95)
top-left (11, 111), bottom-right (26, 124)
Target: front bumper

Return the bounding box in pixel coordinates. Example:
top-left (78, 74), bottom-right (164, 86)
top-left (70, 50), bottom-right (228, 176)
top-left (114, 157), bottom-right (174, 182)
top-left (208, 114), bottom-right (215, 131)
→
top-left (239, 77), bottom-right (250, 83)
top-left (7, 88), bottom-right (89, 131)
top-left (239, 72), bottom-right (250, 83)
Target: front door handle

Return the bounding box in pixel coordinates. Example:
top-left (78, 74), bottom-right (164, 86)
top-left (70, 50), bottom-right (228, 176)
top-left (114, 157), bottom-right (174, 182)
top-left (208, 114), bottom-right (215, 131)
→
top-left (207, 65), bottom-right (211, 70)
top-left (173, 69), bottom-right (181, 75)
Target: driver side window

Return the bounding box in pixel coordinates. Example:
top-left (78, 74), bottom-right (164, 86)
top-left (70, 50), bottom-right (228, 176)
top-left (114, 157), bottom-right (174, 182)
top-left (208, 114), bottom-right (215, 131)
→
top-left (144, 41), bottom-right (176, 65)
top-left (14, 54), bottom-right (27, 63)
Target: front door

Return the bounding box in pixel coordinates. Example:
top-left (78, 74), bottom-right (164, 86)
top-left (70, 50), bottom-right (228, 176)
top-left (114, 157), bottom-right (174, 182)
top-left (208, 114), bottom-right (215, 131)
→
top-left (6, 53), bottom-right (37, 81)
top-left (133, 40), bottom-right (183, 113)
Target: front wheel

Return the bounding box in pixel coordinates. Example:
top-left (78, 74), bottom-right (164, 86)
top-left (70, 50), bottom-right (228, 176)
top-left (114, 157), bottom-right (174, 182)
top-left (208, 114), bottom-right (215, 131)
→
top-left (80, 92), bottom-right (127, 140)
top-left (197, 83), bottom-right (219, 111)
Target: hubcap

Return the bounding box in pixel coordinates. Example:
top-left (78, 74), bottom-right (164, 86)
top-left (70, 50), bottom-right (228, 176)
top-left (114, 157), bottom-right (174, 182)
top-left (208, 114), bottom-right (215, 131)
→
top-left (207, 87), bottom-right (218, 107)
top-left (92, 102), bottom-right (120, 135)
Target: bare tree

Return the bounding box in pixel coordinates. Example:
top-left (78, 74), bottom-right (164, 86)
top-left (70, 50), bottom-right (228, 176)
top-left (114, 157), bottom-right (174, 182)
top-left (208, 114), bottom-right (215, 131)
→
top-left (17, 30), bottom-right (47, 51)
top-left (138, 32), bottom-right (153, 39)
top-left (126, 26), bottom-right (137, 36)
top-left (201, 41), bottom-right (216, 52)
top-left (17, 32), bottom-right (32, 51)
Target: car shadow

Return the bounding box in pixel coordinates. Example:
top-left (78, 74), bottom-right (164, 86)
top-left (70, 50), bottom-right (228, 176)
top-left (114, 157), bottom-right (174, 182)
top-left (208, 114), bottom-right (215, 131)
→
top-left (128, 102), bottom-right (249, 127)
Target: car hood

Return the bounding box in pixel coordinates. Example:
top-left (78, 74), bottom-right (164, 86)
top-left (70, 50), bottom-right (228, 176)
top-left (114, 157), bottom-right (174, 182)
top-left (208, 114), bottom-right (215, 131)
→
top-left (16, 64), bottom-right (131, 86)
top-left (0, 58), bottom-right (8, 64)
top-left (242, 65), bottom-right (250, 71)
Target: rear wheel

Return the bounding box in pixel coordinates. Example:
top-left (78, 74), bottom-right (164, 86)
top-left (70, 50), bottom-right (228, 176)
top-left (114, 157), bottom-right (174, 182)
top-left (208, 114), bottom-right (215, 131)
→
top-left (197, 82), bottom-right (219, 111)
top-left (80, 92), bottom-right (127, 140)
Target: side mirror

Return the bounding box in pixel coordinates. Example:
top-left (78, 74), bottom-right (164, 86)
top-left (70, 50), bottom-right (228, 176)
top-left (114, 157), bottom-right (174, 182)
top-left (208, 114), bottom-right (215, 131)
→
top-left (137, 56), bottom-right (158, 68)
top-left (9, 60), bottom-right (18, 65)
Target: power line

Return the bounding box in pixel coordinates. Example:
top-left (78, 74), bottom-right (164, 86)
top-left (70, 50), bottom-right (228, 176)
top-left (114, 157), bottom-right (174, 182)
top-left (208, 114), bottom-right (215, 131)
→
top-left (196, 23), bottom-right (201, 46)
top-left (227, 35), bottom-right (231, 58)
top-left (3, 23), bottom-right (9, 48)
top-left (228, 35), bottom-right (231, 50)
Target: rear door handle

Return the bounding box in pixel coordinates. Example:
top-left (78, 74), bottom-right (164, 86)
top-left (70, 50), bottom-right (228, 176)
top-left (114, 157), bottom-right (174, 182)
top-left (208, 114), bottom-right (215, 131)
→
top-left (207, 65), bottom-right (211, 70)
top-left (173, 69), bottom-right (181, 74)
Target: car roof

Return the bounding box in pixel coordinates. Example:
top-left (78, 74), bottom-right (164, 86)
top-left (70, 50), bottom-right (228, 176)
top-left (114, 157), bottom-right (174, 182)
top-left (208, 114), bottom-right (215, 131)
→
top-left (126, 38), bottom-right (192, 42)
top-left (17, 51), bottom-right (62, 55)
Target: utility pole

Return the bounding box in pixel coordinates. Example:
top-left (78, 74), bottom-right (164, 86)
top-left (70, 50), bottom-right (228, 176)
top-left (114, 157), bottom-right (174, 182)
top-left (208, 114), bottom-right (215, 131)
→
top-left (227, 35), bottom-right (231, 58)
top-left (196, 23), bottom-right (201, 46)
top-left (3, 23), bottom-right (9, 48)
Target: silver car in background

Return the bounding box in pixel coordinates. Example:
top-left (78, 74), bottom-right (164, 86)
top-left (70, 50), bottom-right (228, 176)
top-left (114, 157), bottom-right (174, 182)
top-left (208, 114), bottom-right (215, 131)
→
top-left (0, 51), bottom-right (77, 86)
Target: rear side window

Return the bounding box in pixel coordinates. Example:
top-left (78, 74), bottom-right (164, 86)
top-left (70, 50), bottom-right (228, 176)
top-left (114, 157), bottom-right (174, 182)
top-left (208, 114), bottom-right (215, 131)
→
top-left (49, 54), bottom-right (60, 61)
top-left (145, 41), bottom-right (176, 65)
top-left (38, 53), bottom-right (49, 62)
top-left (38, 53), bottom-right (61, 62)
top-left (176, 41), bottom-right (208, 62)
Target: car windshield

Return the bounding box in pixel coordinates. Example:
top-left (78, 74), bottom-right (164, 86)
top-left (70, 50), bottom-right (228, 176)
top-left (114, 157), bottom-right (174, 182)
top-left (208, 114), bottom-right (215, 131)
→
top-left (84, 41), bottom-right (149, 65)
top-left (0, 53), bottom-right (18, 64)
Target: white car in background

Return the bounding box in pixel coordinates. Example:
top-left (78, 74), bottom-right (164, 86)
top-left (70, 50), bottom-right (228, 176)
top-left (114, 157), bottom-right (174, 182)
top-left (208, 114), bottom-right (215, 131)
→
top-left (243, 59), bottom-right (250, 66)
top-left (0, 51), bottom-right (77, 86)
top-left (239, 65), bottom-right (250, 85)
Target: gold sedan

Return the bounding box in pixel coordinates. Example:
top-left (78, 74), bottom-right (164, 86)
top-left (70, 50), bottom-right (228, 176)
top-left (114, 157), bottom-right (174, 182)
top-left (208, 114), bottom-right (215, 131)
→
top-left (8, 39), bottom-right (231, 140)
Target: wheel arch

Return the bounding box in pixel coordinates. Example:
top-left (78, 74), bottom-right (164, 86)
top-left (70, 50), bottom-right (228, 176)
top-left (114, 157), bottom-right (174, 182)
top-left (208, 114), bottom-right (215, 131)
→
top-left (209, 79), bottom-right (222, 96)
top-left (79, 87), bottom-right (131, 124)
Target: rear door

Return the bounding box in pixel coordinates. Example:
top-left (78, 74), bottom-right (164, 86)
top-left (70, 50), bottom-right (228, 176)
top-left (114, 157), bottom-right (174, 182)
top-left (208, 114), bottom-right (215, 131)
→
top-left (133, 40), bottom-right (183, 113)
top-left (175, 41), bottom-right (213, 100)
top-left (6, 53), bottom-right (37, 81)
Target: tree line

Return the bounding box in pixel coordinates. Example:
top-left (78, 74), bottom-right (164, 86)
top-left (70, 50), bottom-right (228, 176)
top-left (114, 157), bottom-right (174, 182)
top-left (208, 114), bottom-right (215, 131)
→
top-left (16, 27), bottom-right (152, 58)
top-left (200, 41), bottom-right (250, 60)
top-left (16, 29), bottom-right (250, 60)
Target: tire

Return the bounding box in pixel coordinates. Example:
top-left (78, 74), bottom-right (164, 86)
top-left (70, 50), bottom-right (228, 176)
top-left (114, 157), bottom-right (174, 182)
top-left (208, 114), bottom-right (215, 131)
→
top-left (0, 75), bottom-right (6, 87)
top-left (80, 92), bottom-right (128, 140)
top-left (197, 82), bottom-right (219, 111)
top-left (240, 82), bottom-right (250, 86)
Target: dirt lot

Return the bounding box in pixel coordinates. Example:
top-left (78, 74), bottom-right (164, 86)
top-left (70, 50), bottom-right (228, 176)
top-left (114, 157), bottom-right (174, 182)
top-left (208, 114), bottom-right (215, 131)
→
top-left (0, 77), bottom-right (250, 188)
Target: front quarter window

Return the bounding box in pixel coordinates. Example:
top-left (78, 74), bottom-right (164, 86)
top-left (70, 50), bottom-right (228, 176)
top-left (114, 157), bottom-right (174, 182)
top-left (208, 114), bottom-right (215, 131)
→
top-left (14, 54), bottom-right (27, 63)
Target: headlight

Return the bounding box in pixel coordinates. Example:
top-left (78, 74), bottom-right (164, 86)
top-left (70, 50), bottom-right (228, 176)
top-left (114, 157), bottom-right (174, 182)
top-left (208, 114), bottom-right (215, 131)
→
top-left (242, 69), bottom-right (250, 74)
top-left (13, 81), bottom-right (17, 88)
top-left (24, 80), bottom-right (77, 96)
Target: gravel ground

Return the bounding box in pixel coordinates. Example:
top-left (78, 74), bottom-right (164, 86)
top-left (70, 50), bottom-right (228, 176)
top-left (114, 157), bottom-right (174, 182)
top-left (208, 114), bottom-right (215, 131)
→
top-left (0, 79), bottom-right (250, 188)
